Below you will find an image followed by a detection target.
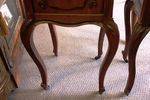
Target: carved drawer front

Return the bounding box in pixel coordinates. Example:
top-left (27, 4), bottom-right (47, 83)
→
top-left (32, 0), bottom-right (104, 14)
top-left (40, 0), bottom-right (86, 10)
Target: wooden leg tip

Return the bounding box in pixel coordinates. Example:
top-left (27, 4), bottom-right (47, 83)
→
top-left (53, 50), bottom-right (58, 56)
top-left (122, 51), bottom-right (128, 63)
top-left (41, 83), bottom-right (50, 90)
top-left (54, 53), bottom-right (58, 56)
top-left (95, 52), bottom-right (103, 60)
top-left (95, 55), bottom-right (101, 60)
top-left (99, 88), bottom-right (105, 94)
top-left (124, 89), bottom-right (130, 96)
top-left (123, 57), bottom-right (128, 63)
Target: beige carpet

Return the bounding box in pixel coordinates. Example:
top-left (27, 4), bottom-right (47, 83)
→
top-left (9, 0), bottom-right (150, 100)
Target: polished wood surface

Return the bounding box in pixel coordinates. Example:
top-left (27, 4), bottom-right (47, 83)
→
top-left (20, 0), bottom-right (120, 94)
top-left (123, 0), bottom-right (150, 95)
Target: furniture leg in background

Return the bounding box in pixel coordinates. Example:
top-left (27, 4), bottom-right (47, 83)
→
top-left (48, 24), bottom-right (58, 56)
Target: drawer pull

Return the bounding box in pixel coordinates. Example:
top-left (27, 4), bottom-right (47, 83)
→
top-left (39, 0), bottom-right (46, 9)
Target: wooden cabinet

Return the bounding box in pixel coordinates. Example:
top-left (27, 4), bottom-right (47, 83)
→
top-left (0, 38), bottom-right (16, 100)
top-left (0, 57), bottom-right (11, 100)
top-left (0, 54), bottom-right (15, 100)
top-left (20, 0), bottom-right (120, 94)
top-left (0, 0), bottom-right (24, 88)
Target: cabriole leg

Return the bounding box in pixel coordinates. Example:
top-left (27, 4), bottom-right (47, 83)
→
top-left (20, 21), bottom-right (49, 89)
top-left (98, 18), bottom-right (120, 94)
top-left (95, 29), bottom-right (105, 60)
top-left (48, 24), bottom-right (58, 56)
top-left (122, 0), bottom-right (133, 62)
top-left (124, 23), bottom-right (149, 95)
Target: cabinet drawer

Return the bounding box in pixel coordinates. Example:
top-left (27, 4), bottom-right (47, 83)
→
top-left (32, 0), bottom-right (104, 14)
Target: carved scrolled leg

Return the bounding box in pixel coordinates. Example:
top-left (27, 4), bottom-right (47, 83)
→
top-left (95, 29), bottom-right (105, 60)
top-left (122, 0), bottom-right (133, 62)
top-left (20, 20), bottom-right (49, 90)
top-left (98, 18), bottom-right (120, 94)
top-left (48, 24), bottom-right (58, 56)
top-left (124, 23), bottom-right (149, 95)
